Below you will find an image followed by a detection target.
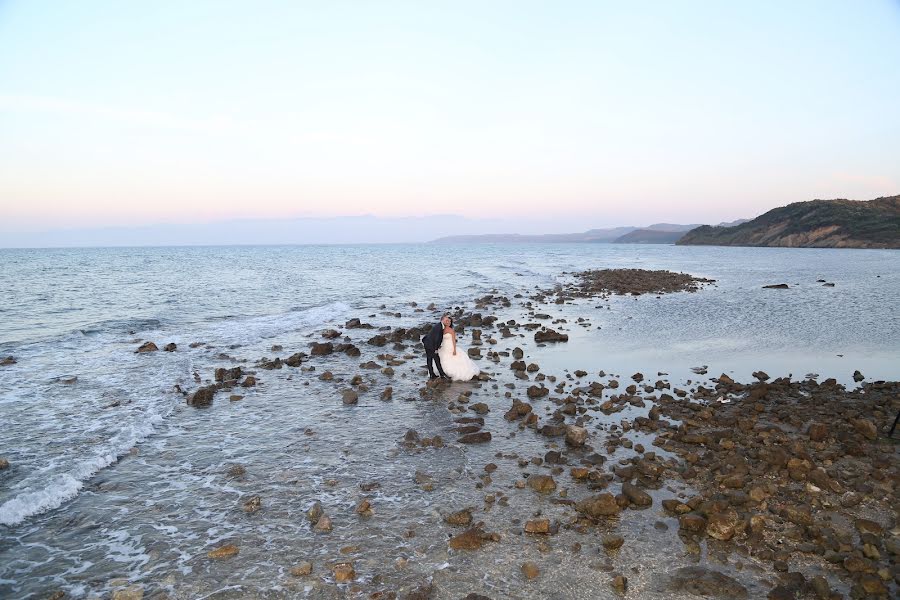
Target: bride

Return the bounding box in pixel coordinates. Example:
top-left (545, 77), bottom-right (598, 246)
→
top-left (437, 317), bottom-right (480, 382)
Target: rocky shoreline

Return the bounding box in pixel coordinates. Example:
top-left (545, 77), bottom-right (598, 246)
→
top-left (35, 268), bottom-right (898, 599)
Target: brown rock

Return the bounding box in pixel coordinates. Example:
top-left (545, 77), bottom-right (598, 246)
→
top-left (565, 425), bottom-right (588, 447)
top-left (622, 482), bottom-right (652, 507)
top-left (290, 561), bottom-right (313, 576)
top-left (524, 519), bottom-right (550, 534)
top-left (706, 509), bottom-right (740, 541)
top-left (242, 495), bottom-right (261, 513)
top-left (527, 475), bottom-right (557, 493)
top-left (310, 342), bottom-right (333, 356)
top-left (342, 389), bottom-right (359, 405)
top-left (207, 544), bottom-right (239, 559)
top-left (163, 343), bottom-right (177, 352)
top-left (135, 342), bottom-right (158, 353)
top-left (458, 432), bottom-right (492, 444)
top-left (602, 534), bottom-right (625, 551)
top-left (575, 493), bottom-right (621, 518)
top-left (807, 422), bottom-right (828, 442)
top-left (444, 509), bottom-right (473, 526)
top-left (449, 525), bottom-right (493, 550)
top-left (522, 561), bottom-right (540, 580)
top-left (332, 562), bottom-right (355, 582)
top-left (678, 513), bottom-right (708, 533)
top-left (314, 515), bottom-right (333, 532)
top-left (187, 385), bottom-right (216, 407)
top-left (851, 418), bottom-right (877, 440)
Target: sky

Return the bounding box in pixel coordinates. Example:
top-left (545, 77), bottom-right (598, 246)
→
top-left (1, 0), bottom-right (899, 237)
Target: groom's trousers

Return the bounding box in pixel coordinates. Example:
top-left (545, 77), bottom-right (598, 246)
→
top-left (425, 348), bottom-right (448, 378)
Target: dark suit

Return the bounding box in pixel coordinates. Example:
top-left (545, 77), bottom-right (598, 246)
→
top-left (422, 322), bottom-right (447, 379)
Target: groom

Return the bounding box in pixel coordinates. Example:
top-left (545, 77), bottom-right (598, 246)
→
top-left (422, 315), bottom-right (450, 380)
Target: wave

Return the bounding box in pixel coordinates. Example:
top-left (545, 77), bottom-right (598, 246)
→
top-left (198, 301), bottom-right (350, 346)
top-left (0, 408), bottom-right (168, 527)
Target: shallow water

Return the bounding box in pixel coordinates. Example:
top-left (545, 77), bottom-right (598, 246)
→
top-left (0, 243), bottom-right (897, 598)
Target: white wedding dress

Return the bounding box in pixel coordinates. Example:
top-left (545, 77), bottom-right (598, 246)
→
top-left (438, 333), bottom-right (480, 381)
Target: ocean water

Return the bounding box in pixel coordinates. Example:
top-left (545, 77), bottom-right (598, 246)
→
top-left (0, 243), bottom-right (897, 599)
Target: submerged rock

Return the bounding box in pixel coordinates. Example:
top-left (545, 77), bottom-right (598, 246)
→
top-left (207, 544), bottom-right (239, 559)
top-left (662, 567), bottom-right (748, 599)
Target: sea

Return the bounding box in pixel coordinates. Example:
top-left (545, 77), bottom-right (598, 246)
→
top-left (0, 243), bottom-right (897, 599)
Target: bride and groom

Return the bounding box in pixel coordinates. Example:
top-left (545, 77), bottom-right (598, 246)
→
top-left (421, 315), bottom-right (480, 381)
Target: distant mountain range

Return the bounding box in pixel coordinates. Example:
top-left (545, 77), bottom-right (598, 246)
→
top-left (430, 220), bottom-right (747, 244)
top-left (677, 195), bottom-right (900, 249)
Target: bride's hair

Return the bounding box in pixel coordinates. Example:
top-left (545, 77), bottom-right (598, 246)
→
top-left (446, 317), bottom-right (453, 328)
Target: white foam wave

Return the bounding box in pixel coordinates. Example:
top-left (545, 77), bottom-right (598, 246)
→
top-left (201, 301), bottom-right (350, 346)
top-left (0, 409), bottom-right (166, 527)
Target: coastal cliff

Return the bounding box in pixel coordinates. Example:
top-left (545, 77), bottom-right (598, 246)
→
top-left (677, 196), bottom-right (900, 249)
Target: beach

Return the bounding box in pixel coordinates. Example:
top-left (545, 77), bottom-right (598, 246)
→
top-left (0, 244), bottom-right (897, 599)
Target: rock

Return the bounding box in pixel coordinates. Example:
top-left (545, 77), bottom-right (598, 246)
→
top-left (314, 515), bottom-right (333, 532)
top-left (449, 524), bottom-right (494, 550)
top-left (0, 356), bottom-right (16, 366)
top-left (706, 509), bottom-right (740, 540)
top-left (526, 385), bottom-right (549, 399)
top-left (306, 501), bottom-right (323, 523)
top-left (522, 561), bottom-right (540, 580)
top-left (807, 422), bottom-right (828, 441)
top-left (242, 495), bottom-right (261, 513)
top-left (0, 458), bottom-right (9, 470)
top-left (355, 499), bottom-right (373, 517)
top-left (310, 342), bottom-right (333, 356)
top-left (534, 329), bottom-right (568, 343)
top-left (527, 475), bottom-right (557, 493)
top-left (285, 352), bottom-right (304, 367)
top-left (163, 343), bottom-right (177, 352)
top-left (524, 519), bottom-right (550, 534)
top-left (187, 385), bottom-right (216, 407)
top-left (322, 329), bottom-right (341, 339)
top-left (207, 544), bottom-right (239, 559)
top-left (471, 403), bottom-right (490, 414)
top-left (215, 366), bottom-right (242, 382)
top-left (852, 369), bottom-right (864, 382)
top-left (575, 493), bottom-right (621, 518)
top-left (621, 482), bottom-right (652, 507)
top-left (678, 513), bottom-right (708, 533)
top-left (663, 566), bottom-right (749, 599)
top-left (662, 499), bottom-right (691, 514)
top-left (111, 585), bottom-right (144, 600)
top-left (458, 432), bottom-right (492, 444)
top-left (851, 418), bottom-right (877, 440)
top-left (135, 342), bottom-right (158, 353)
top-left (342, 389), bottom-right (359, 405)
top-left (565, 425), bottom-right (588, 447)
top-left (752, 370), bottom-right (769, 381)
top-left (381, 386), bottom-right (393, 401)
top-left (602, 534), bottom-right (625, 551)
top-left (444, 509), bottom-right (473, 526)
top-left (611, 575), bottom-right (628, 595)
top-left (332, 562), bottom-right (355, 582)
top-left (367, 334), bottom-right (388, 346)
top-left (290, 561), bottom-right (313, 577)
top-left (762, 284), bottom-right (789, 289)
top-left (241, 375), bottom-right (257, 387)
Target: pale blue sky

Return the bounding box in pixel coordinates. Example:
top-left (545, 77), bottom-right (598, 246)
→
top-left (1, 0), bottom-right (899, 233)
